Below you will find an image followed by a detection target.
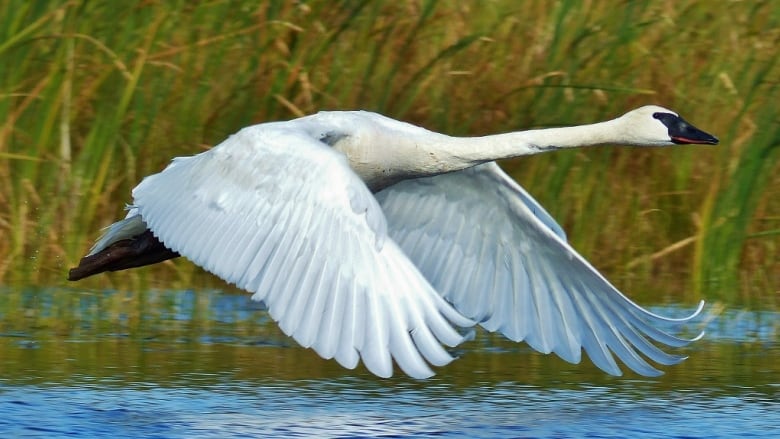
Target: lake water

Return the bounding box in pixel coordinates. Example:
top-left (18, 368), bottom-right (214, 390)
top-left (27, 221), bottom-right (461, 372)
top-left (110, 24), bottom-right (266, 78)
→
top-left (1, 288), bottom-right (777, 438)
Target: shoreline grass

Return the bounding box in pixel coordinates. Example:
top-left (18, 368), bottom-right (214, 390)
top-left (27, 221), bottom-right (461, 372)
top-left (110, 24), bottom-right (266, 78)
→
top-left (0, 1), bottom-right (777, 306)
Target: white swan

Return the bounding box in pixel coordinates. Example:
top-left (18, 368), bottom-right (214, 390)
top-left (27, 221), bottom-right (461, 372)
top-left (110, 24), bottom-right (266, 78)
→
top-left (69, 105), bottom-right (718, 379)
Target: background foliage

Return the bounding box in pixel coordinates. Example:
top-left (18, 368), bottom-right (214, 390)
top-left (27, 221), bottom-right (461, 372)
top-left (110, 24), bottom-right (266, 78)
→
top-left (1, 0), bottom-right (777, 305)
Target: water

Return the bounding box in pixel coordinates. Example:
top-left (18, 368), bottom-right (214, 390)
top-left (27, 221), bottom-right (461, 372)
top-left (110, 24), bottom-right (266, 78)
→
top-left (1, 288), bottom-right (777, 438)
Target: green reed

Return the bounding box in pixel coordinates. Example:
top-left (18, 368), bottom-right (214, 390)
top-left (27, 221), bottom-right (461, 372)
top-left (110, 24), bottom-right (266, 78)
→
top-left (0, 0), bottom-right (777, 303)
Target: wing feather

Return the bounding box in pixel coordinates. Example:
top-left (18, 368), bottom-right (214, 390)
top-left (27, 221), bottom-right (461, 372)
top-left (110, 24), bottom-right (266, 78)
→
top-left (376, 161), bottom-right (702, 376)
top-left (131, 124), bottom-right (473, 378)
top-left (313, 261), bottom-right (346, 360)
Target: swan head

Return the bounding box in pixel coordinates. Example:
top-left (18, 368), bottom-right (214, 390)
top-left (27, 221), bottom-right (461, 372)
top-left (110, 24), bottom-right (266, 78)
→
top-left (618, 105), bottom-right (719, 147)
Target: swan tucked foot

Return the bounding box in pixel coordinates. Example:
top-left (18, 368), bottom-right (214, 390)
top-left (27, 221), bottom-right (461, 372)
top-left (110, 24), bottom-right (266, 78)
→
top-left (67, 229), bottom-right (179, 281)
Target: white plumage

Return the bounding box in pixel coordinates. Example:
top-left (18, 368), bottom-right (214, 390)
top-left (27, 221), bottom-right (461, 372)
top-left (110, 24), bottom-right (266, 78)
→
top-left (73, 105), bottom-right (718, 378)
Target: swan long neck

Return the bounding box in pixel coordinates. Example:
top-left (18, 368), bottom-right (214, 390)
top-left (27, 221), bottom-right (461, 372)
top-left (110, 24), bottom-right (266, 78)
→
top-left (441, 118), bottom-right (624, 169)
top-left (334, 111), bottom-right (629, 191)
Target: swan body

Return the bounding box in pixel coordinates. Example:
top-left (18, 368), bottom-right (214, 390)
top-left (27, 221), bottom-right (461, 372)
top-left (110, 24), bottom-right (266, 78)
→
top-left (69, 105), bottom-right (717, 378)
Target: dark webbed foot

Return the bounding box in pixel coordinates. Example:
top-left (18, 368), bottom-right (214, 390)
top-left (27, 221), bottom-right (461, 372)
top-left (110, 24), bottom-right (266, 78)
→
top-left (68, 230), bottom-right (180, 281)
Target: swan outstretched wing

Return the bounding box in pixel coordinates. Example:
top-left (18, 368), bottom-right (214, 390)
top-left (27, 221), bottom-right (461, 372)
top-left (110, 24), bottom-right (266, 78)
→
top-left (131, 125), bottom-right (472, 379)
top-left (376, 162), bottom-right (703, 376)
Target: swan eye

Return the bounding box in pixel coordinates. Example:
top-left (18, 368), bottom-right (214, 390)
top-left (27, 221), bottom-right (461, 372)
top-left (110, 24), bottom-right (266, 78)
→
top-left (652, 112), bottom-right (675, 121)
top-left (651, 112), bottom-right (681, 135)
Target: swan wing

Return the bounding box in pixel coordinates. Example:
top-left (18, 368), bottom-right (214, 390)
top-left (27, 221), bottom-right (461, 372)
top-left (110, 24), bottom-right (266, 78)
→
top-left (130, 124), bottom-right (472, 379)
top-left (376, 162), bottom-right (703, 376)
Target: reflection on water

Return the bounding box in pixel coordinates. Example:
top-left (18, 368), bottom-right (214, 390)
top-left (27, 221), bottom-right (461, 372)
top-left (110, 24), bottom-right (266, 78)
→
top-left (1, 287), bottom-right (778, 438)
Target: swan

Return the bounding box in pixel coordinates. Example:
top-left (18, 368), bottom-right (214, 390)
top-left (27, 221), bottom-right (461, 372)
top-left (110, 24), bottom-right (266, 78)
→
top-left (68, 105), bottom-right (718, 379)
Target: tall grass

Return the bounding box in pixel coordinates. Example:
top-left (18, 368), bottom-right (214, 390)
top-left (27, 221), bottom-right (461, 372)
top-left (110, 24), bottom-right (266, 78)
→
top-left (0, 0), bottom-right (777, 304)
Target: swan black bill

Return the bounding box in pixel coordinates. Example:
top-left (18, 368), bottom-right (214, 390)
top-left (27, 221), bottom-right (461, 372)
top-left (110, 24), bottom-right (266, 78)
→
top-left (652, 112), bottom-right (719, 145)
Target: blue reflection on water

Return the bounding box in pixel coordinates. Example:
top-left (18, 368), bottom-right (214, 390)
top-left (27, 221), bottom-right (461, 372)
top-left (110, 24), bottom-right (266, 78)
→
top-left (1, 288), bottom-right (778, 438)
top-left (1, 379), bottom-right (778, 438)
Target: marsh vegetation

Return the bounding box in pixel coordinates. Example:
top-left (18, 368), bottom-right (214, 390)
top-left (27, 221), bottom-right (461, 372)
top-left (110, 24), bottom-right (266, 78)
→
top-left (1, 1), bottom-right (777, 303)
